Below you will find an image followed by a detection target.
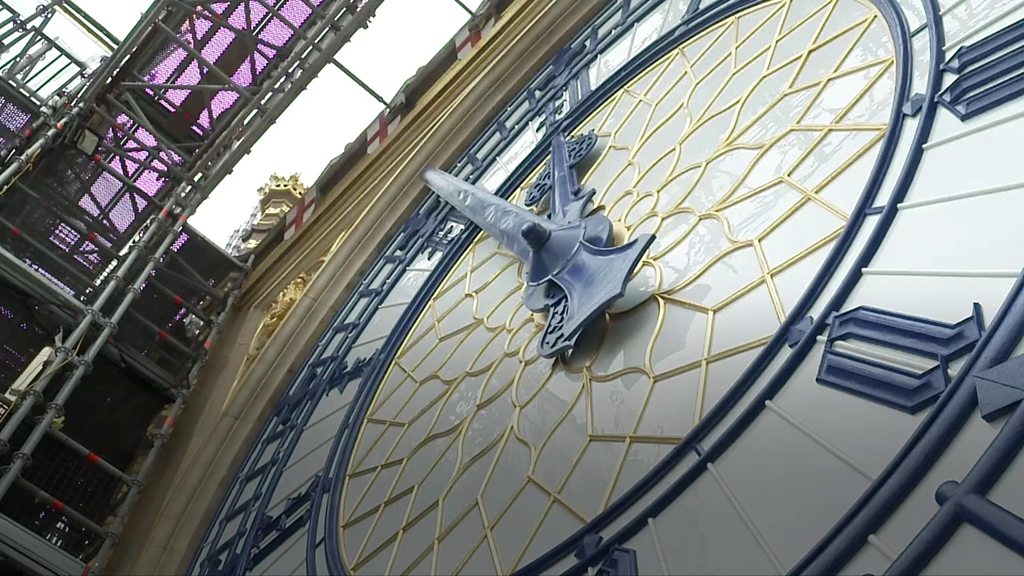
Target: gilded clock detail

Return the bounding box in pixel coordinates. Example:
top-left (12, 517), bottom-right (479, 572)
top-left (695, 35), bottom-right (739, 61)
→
top-left (340, 0), bottom-right (896, 573)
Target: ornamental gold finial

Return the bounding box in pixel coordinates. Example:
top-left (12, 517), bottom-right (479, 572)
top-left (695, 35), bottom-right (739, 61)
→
top-left (237, 174), bottom-right (308, 255)
top-left (258, 173), bottom-right (306, 200)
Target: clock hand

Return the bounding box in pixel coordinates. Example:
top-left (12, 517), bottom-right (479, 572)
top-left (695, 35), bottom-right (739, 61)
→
top-left (550, 131), bottom-right (577, 218)
top-left (549, 131), bottom-right (595, 224)
top-left (423, 165), bottom-right (656, 359)
top-left (421, 168), bottom-right (549, 262)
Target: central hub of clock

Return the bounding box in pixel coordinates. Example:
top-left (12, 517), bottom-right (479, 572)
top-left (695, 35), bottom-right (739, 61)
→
top-left (423, 131), bottom-right (656, 358)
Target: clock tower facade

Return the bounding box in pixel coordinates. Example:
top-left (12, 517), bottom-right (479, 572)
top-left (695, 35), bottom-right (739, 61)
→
top-left (115, 1), bottom-right (1024, 575)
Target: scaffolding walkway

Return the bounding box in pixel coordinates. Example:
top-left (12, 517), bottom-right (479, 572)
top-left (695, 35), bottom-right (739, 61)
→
top-left (0, 0), bottom-right (387, 572)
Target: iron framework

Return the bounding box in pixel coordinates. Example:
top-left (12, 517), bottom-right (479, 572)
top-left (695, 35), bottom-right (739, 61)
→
top-left (0, 0), bottom-right (414, 572)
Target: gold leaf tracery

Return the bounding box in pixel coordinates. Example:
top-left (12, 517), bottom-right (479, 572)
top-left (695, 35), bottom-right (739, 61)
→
top-left (340, 1), bottom-right (896, 574)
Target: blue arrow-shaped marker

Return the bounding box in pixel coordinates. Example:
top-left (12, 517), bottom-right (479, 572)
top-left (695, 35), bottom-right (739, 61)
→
top-left (969, 355), bottom-right (1024, 421)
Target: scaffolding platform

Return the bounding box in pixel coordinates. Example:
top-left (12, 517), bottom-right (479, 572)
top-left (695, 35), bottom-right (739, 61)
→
top-left (0, 0), bottom-right (387, 571)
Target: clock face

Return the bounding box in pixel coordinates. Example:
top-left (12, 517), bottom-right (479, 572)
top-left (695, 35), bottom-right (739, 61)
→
top-left (193, 0), bottom-right (1024, 574)
top-left (339, 1), bottom-right (896, 573)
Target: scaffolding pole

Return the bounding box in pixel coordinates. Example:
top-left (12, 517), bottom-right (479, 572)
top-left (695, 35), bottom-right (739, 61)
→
top-left (46, 428), bottom-right (132, 486)
top-left (0, 206), bottom-right (182, 500)
top-left (0, 196), bottom-right (176, 455)
top-left (12, 476), bottom-right (106, 537)
top-left (89, 261), bottom-right (249, 573)
top-left (173, 0), bottom-right (388, 196)
top-left (0, 80), bottom-right (87, 192)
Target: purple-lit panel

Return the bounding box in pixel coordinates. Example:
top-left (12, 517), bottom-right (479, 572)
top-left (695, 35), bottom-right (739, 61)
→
top-left (171, 231), bottom-right (190, 252)
top-left (109, 193), bottom-right (144, 234)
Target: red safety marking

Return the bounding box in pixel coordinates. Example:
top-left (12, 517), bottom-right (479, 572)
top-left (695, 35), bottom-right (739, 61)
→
top-left (455, 19), bottom-right (494, 60)
top-left (91, 154), bottom-right (102, 163)
top-left (366, 112), bottom-right (395, 153)
top-left (51, 499), bottom-right (64, 512)
top-left (81, 565), bottom-right (91, 576)
top-left (86, 452), bottom-right (101, 465)
top-left (22, 128), bottom-right (32, 138)
top-left (86, 231), bottom-right (97, 242)
top-left (56, 121), bottom-right (65, 131)
top-left (455, 29), bottom-right (483, 58)
top-left (172, 294), bottom-right (185, 306)
top-left (165, 415), bottom-right (175, 428)
top-left (157, 330), bottom-right (169, 342)
top-left (204, 339), bottom-right (214, 351)
top-left (160, 207), bottom-right (171, 218)
top-left (178, 214), bottom-right (188, 224)
top-left (10, 226), bottom-right (21, 238)
top-left (284, 189), bottom-right (317, 240)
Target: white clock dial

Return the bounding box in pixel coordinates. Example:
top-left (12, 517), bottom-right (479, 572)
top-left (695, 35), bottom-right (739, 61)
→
top-left (339, 1), bottom-right (897, 573)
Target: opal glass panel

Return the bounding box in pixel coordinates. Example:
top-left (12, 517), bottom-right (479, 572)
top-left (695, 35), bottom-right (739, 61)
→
top-left (338, 1), bottom-right (896, 573)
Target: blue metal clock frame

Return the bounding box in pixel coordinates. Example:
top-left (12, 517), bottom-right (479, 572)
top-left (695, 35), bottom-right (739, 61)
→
top-left (190, 1), bottom-right (1024, 575)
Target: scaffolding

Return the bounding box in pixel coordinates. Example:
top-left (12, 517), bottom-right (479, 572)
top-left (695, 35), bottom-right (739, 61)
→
top-left (0, 0), bottom-right (396, 572)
